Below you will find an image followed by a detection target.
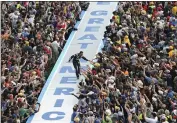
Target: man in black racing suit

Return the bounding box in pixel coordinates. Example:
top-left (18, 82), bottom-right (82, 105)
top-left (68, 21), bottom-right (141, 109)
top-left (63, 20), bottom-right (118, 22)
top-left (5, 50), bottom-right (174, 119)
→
top-left (68, 51), bottom-right (89, 79)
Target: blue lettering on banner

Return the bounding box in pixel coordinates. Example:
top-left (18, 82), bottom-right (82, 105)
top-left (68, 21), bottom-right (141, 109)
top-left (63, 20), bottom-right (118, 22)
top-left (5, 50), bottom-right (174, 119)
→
top-left (54, 88), bottom-right (74, 95)
top-left (60, 66), bottom-right (75, 73)
top-left (78, 34), bottom-right (97, 40)
top-left (85, 26), bottom-right (100, 32)
top-left (54, 99), bottom-right (64, 107)
top-left (42, 112), bottom-right (65, 120)
top-left (60, 77), bottom-right (77, 84)
top-left (97, 2), bottom-right (110, 5)
top-left (59, 66), bottom-right (88, 73)
top-left (90, 11), bottom-right (108, 16)
top-left (78, 43), bottom-right (93, 49)
top-left (88, 18), bottom-right (104, 24)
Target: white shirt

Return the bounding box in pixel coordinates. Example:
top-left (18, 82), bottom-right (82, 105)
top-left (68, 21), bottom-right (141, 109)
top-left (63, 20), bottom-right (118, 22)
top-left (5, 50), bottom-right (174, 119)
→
top-left (162, 121), bottom-right (169, 123)
top-left (9, 12), bottom-right (18, 20)
top-left (117, 29), bottom-right (124, 37)
top-left (51, 41), bottom-right (60, 52)
top-left (28, 15), bottom-right (35, 26)
top-left (145, 117), bottom-right (158, 123)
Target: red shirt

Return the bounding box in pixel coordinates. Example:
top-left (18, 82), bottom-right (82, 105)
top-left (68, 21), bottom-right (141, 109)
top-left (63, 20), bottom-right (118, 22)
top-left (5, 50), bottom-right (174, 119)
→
top-left (152, 9), bottom-right (158, 18)
top-left (43, 46), bottom-right (51, 55)
top-left (35, 69), bottom-right (41, 77)
top-left (4, 81), bottom-right (11, 88)
top-left (143, 5), bottom-right (148, 11)
top-left (8, 61), bottom-right (12, 68)
top-left (92, 70), bottom-right (97, 75)
top-left (57, 22), bottom-right (66, 30)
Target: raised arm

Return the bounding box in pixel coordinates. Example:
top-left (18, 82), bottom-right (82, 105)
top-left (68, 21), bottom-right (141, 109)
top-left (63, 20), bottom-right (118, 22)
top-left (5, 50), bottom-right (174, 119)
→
top-left (81, 56), bottom-right (89, 61)
top-left (68, 55), bottom-right (75, 62)
top-left (143, 66), bottom-right (147, 77)
top-left (144, 94), bottom-right (151, 104)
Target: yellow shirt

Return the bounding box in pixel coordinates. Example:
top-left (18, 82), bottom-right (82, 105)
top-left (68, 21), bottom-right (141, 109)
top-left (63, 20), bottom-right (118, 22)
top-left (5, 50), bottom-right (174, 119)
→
top-left (114, 15), bottom-right (120, 24)
top-left (17, 4), bottom-right (21, 9)
top-left (116, 40), bottom-right (121, 44)
top-left (64, 6), bottom-right (67, 14)
top-left (124, 38), bottom-right (131, 46)
top-left (169, 50), bottom-right (174, 57)
top-left (166, 115), bottom-right (172, 121)
top-left (94, 63), bottom-right (100, 67)
top-left (138, 114), bottom-right (143, 120)
top-left (172, 6), bottom-right (177, 15)
top-left (25, 41), bottom-right (29, 46)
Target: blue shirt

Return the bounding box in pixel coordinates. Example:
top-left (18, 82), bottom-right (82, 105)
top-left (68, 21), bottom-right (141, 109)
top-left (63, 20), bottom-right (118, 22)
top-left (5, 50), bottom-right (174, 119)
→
top-left (170, 20), bottom-right (177, 26)
top-left (145, 76), bottom-right (152, 84)
top-left (94, 118), bottom-right (101, 123)
top-left (22, 31), bottom-right (29, 38)
top-left (71, 111), bottom-right (77, 121)
top-left (167, 90), bottom-right (174, 99)
top-left (152, 77), bottom-right (158, 84)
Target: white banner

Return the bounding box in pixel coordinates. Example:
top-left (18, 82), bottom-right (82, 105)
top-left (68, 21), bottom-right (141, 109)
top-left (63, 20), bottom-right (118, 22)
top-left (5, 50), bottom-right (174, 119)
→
top-left (27, 2), bottom-right (118, 123)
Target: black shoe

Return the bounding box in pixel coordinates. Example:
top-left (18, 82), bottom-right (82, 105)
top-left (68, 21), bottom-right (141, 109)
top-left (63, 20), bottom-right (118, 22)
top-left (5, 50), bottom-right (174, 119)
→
top-left (82, 7), bottom-right (87, 11)
top-left (76, 18), bottom-right (81, 21)
top-left (77, 76), bottom-right (79, 79)
top-left (73, 28), bottom-right (78, 31)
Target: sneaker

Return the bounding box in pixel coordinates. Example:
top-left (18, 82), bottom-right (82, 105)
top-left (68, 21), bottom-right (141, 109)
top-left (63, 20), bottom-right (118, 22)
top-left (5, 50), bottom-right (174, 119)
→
top-left (76, 18), bottom-right (81, 21)
top-left (73, 28), bottom-right (78, 31)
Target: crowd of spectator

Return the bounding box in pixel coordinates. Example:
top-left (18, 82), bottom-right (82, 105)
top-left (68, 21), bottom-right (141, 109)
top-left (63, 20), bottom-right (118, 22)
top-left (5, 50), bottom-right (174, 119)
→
top-left (71, 2), bottom-right (177, 123)
top-left (1, 1), bottom-right (89, 123)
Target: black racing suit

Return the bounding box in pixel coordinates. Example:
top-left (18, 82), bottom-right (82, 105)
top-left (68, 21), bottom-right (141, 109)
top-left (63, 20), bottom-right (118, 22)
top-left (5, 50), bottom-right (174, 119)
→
top-left (68, 53), bottom-right (88, 78)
